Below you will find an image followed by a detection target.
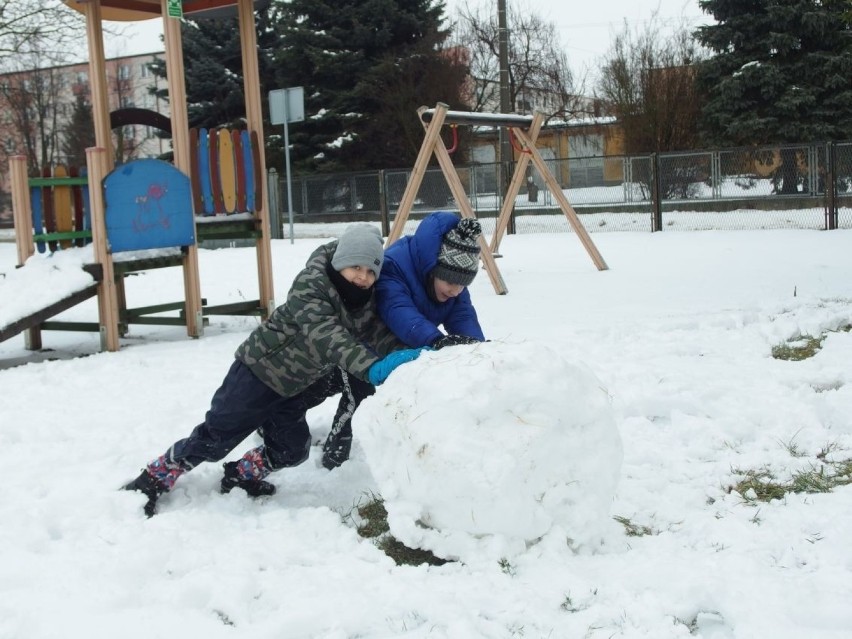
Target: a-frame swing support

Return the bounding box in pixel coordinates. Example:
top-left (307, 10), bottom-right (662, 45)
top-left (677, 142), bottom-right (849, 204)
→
top-left (386, 103), bottom-right (608, 295)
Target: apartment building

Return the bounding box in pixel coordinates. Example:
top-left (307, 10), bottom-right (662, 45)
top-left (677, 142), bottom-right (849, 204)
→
top-left (0, 51), bottom-right (167, 225)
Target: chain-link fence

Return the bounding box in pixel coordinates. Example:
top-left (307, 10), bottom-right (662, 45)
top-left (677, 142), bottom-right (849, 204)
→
top-left (275, 140), bottom-right (852, 234)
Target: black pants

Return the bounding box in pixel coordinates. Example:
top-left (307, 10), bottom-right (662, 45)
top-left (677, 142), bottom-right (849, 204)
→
top-left (165, 360), bottom-right (373, 472)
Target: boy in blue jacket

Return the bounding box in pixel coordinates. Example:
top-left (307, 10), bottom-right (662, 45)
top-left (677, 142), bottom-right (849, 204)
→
top-left (321, 212), bottom-right (485, 467)
top-left (375, 211), bottom-right (485, 348)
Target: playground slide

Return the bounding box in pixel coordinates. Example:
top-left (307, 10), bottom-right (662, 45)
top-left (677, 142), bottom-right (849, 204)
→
top-left (0, 252), bottom-right (100, 345)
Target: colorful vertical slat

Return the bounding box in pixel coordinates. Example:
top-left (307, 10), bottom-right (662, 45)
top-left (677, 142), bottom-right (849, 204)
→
top-left (189, 127), bottom-right (261, 217)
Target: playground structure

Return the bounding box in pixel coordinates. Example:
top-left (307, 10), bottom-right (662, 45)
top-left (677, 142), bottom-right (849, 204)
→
top-left (388, 103), bottom-right (609, 294)
top-left (2, 0), bottom-right (274, 353)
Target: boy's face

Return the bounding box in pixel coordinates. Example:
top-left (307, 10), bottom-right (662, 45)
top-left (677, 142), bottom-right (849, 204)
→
top-left (433, 277), bottom-right (464, 303)
top-left (339, 266), bottom-right (376, 289)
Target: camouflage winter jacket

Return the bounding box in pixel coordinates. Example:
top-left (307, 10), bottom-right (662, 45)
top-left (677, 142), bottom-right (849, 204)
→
top-left (235, 241), bottom-right (404, 397)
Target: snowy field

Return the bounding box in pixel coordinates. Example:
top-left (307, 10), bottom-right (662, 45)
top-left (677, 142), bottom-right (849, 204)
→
top-left (1, 222), bottom-right (852, 638)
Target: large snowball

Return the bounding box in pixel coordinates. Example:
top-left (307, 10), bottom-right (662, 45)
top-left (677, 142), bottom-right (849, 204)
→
top-left (355, 341), bottom-right (623, 561)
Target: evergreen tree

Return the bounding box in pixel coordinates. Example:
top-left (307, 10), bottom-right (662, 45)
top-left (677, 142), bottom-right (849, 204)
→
top-left (180, 18), bottom-right (249, 128)
top-left (149, 7), bottom-right (283, 129)
top-left (271, 0), bottom-right (468, 172)
top-left (61, 93), bottom-right (95, 167)
top-left (696, 0), bottom-right (852, 157)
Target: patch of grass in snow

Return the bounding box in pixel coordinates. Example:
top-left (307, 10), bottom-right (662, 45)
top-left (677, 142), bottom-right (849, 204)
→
top-left (353, 494), bottom-right (389, 538)
top-left (771, 334), bottom-right (824, 361)
top-left (348, 495), bottom-right (449, 567)
top-left (612, 515), bottom-right (655, 537)
top-left (729, 453), bottom-right (852, 503)
top-left (498, 557), bottom-right (517, 576)
top-left (377, 537), bottom-right (449, 567)
top-left (771, 323), bottom-right (852, 361)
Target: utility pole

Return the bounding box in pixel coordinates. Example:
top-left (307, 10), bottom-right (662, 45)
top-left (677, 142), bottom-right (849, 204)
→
top-left (497, 0), bottom-right (515, 234)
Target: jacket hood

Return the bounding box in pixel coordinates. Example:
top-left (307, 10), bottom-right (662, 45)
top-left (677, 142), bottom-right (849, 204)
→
top-left (408, 212), bottom-right (464, 281)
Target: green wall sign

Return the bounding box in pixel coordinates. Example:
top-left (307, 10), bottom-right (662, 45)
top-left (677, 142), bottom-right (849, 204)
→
top-left (167, 0), bottom-right (183, 18)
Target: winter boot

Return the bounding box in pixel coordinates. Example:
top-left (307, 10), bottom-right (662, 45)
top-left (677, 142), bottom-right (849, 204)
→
top-left (123, 470), bottom-right (168, 518)
top-left (321, 425), bottom-right (353, 470)
top-left (123, 455), bottom-right (186, 517)
top-left (220, 449), bottom-right (276, 497)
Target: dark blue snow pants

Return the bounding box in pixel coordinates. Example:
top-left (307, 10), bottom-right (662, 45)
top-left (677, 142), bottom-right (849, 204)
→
top-left (165, 359), bottom-right (373, 471)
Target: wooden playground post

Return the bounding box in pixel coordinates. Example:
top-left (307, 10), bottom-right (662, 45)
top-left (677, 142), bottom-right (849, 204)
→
top-left (387, 103), bottom-right (508, 295)
top-left (162, 0), bottom-right (204, 338)
top-left (489, 112), bottom-right (544, 255)
top-left (418, 106), bottom-right (508, 295)
top-left (86, 147), bottom-right (120, 352)
top-left (386, 104), bottom-right (449, 246)
top-left (10, 155), bottom-right (40, 350)
top-left (512, 127), bottom-right (609, 271)
top-left (238, 0), bottom-right (275, 317)
top-left (82, 0), bottom-right (114, 171)
top-left (9, 156), bottom-right (33, 267)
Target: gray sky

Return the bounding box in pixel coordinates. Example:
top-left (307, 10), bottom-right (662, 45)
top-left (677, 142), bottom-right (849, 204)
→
top-left (106, 0), bottom-right (712, 82)
top-left (443, 0), bottom-right (712, 79)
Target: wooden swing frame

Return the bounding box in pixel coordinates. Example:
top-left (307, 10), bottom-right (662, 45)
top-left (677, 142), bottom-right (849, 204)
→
top-left (387, 103), bottom-right (608, 295)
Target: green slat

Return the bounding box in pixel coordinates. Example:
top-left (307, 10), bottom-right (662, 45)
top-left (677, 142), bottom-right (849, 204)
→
top-left (123, 301), bottom-right (187, 317)
top-left (41, 321), bottom-right (100, 332)
top-left (113, 256), bottom-right (185, 274)
top-left (32, 230), bottom-right (93, 242)
top-left (127, 317), bottom-right (210, 327)
top-left (203, 300), bottom-right (265, 316)
top-left (28, 177), bottom-right (89, 187)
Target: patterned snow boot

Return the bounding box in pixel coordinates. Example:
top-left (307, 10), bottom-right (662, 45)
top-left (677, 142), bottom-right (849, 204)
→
top-left (123, 455), bottom-right (186, 518)
top-left (221, 448), bottom-right (276, 497)
top-left (124, 470), bottom-right (165, 518)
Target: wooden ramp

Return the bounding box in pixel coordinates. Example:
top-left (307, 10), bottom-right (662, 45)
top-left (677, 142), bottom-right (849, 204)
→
top-left (0, 281), bottom-right (101, 345)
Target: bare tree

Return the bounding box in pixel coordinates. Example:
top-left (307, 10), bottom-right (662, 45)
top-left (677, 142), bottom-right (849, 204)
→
top-left (0, 0), bottom-right (85, 58)
top-left (109, 60), bottom-right (145, 163)
top-left (61, 92), bottom-right (95, 168)
top-left (0, 45), bottom-right (66, 173)
top-left (450, 0), bottom-right (588, 119)
top-left (596, 17), bottom-right (707, 155)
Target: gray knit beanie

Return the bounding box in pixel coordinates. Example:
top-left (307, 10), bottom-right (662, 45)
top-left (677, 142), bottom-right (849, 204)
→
top-left (331, 224), bottom-right (384, 277)
top-left (432, 217), bottom-right (482, 286)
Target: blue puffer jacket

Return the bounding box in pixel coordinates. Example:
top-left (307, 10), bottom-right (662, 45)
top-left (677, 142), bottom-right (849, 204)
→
top-left (377, 212), bottom-right (485, 347)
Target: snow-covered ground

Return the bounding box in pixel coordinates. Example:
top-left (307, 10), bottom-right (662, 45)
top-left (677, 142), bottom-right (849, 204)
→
top-left (1, 223), bottom-right (851, 638)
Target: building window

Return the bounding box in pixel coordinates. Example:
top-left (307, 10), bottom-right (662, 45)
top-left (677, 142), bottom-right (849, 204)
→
top-left (76, 71), bottom-right (88, 84)
top-left (118, 65), bottom-right (131, 80)
top-left (569, 134), bottom-right (603, 159)
top-left (140, 63), bottom-right (152, 79)
top-left (568, 134), bottom-right (605, 188)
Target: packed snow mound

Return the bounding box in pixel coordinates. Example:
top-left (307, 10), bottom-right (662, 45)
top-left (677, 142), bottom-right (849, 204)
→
top-left (0, 248), bottom-right (95, 328)
top-left (355, 340), bottom-right (623, 561)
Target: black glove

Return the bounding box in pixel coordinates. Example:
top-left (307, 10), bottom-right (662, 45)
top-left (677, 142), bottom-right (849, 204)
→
top-left (431, 334), bottom-right (481, 350)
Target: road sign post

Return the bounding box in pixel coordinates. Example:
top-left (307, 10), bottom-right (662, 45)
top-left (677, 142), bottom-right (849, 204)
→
top-left (268, 87), bottom-right (304, 244)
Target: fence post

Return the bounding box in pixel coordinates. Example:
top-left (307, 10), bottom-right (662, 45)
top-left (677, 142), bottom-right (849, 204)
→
top-left (267, 168), bottom-right (282, 240)
top-left (826, 142), bottom-right (837, 230)
top-left (378, 170), bottom-right (390, 238)
top-left (711, 151), bottom-right (721, 199)
top-left (504, 159), bottom-right (516, 235)
top-left (651, 153), bottom-right (663, 232)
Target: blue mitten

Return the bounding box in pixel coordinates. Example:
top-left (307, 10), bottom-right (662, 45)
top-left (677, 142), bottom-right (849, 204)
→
top-left (368, 348), bottom-right (428, 385)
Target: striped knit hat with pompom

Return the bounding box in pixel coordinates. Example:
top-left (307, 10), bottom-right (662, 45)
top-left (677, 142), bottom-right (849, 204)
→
top-left (432, 217), bottom-right (481, 286)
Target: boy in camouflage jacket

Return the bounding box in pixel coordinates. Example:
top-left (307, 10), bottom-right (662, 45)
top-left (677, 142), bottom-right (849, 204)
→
top-left (124, 224), bottom-right (424, 516)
